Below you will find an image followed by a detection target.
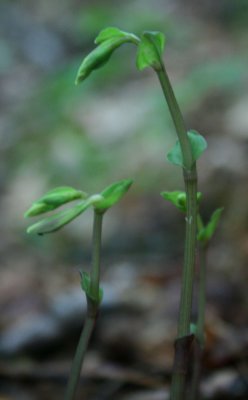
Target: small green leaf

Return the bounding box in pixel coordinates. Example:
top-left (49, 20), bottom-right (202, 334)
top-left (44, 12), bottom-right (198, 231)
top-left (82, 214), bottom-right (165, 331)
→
top-left (188, 130), bottom-right (208, 163)
top-left (167, 142), bottom-right (184, 168)
top-left (76, 27), bottom-right (139, 84)
top-left (161, 191), bottom-right (186, 212)
top-left (95, 27), bottom-right (139, 45)
top-left (167, 130), bottom-right (207, 168)
top-left (91, 179), bottom-right (133, 213)
top-left (136, 31), bottom-right (165, 71)
top-left (26, 200), bottom-right (91, 235)
top-left (80, 271), bottom-right (103, 304)
top-left (161, 190), bottom-right (202, 212)
top-left (198, 207), bottom-right (224, 244)
top-left (24, 186), bottom-right (86, 217)
top-left (39, 187), bottom-right (87, 205)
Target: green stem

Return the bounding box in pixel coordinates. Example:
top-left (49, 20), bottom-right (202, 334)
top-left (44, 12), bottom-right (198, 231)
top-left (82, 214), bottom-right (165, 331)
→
top-left (189, 242), bottom-right (207, 400)
top-left (156, 62), bottom-right (198, 400)
top-left (90, 211), bottom-right (103, 299)
top-left (64, 317), bottom-right (95, 400)
top-left (196, 243), bottom-right (207, 348)
top-left (157, 64), bottom-right (193, 170)
top-left (64, 211), bottom-right (103, 400)
top-left (178, 168), bottom-right (197, 336)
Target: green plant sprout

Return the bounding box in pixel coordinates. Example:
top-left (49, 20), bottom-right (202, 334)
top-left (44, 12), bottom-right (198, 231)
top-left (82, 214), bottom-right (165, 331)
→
top-left (24, 26), bottom-right (223, 400)
top-left (25, 180), bottom-right (133, 400)
top-left (73, 26), bottom-right (223, 400)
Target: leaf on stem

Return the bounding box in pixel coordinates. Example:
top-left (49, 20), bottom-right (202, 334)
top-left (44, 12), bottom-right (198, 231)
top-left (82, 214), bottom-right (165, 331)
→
top-left (197, 207), bottom-right (224, 244)
top-left (24, 186), bottom-right (87, 217)
top-left (161, 190), bottom-right (202, 212)
top-left (136, 31), bottom-right (165, 71)
top-left (167, 130), bottom-right (207, 168)
top-left (80, 271), bottom-right (103, 304)
top-left (75, 27), bottom-right (139, 84)
top-left (26, 200), bottom-right (91, 235)
top-left (91, 179), bottom-right (133, 213)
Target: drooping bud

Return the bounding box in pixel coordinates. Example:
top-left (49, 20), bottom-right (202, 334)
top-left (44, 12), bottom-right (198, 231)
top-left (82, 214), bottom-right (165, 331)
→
top-left (75, 27), bottom-right (139, 84)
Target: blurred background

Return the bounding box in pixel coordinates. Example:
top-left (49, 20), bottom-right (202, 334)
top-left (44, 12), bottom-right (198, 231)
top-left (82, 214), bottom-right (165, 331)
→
top-left (0, 0), bottom-right (248, 399)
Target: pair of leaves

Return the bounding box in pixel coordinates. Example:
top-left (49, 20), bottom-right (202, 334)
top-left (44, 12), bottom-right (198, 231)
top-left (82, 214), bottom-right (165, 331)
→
top-left (136, 31), bottom-right (165, 71)
top-left (25, 179), bottom-right (133, 235)
top-left (167, 130), bottom-right (207, 169)
top-left (75, 27), bottom-right (166, 84)
top-left (80, 271), bottom-right (103, 305)
top-left (161, 190), bottom-right (223, 244)
top-left (92, 179), bottom-right (133, 213)
top-left (161, 190), bottom-right (202, 213)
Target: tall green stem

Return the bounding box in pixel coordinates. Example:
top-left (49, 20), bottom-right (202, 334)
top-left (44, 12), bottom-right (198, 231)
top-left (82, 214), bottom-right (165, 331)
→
top-left (157, 63), bottom-right (198, 400)
top-left (64, 211), bottom-right (103, 400)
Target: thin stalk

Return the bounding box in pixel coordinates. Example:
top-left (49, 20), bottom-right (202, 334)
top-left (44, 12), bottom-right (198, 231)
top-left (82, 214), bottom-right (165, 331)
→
top-left (157, 64), bottom-right (193, 170)
top-left (189, 242), bottom-right (207, 400)
top-left (90, 211), bottom-right (103, 299)
top-left (196, 244), bottom-right (207, 349)
top-left (178, 168), bottom-right (198, 336)
top-left (64, 318), bottom-right (95, 400)
top-left (156, 63), bottom-right (198, 400)
top-left (195, 213), bottom-right (207, 348)
top-left (64, 211), bottom-right (103, 400)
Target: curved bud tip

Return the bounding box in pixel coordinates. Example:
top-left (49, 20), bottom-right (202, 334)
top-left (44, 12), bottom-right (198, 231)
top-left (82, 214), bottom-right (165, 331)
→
top-left (75, 27), bottom-right (139, 85)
